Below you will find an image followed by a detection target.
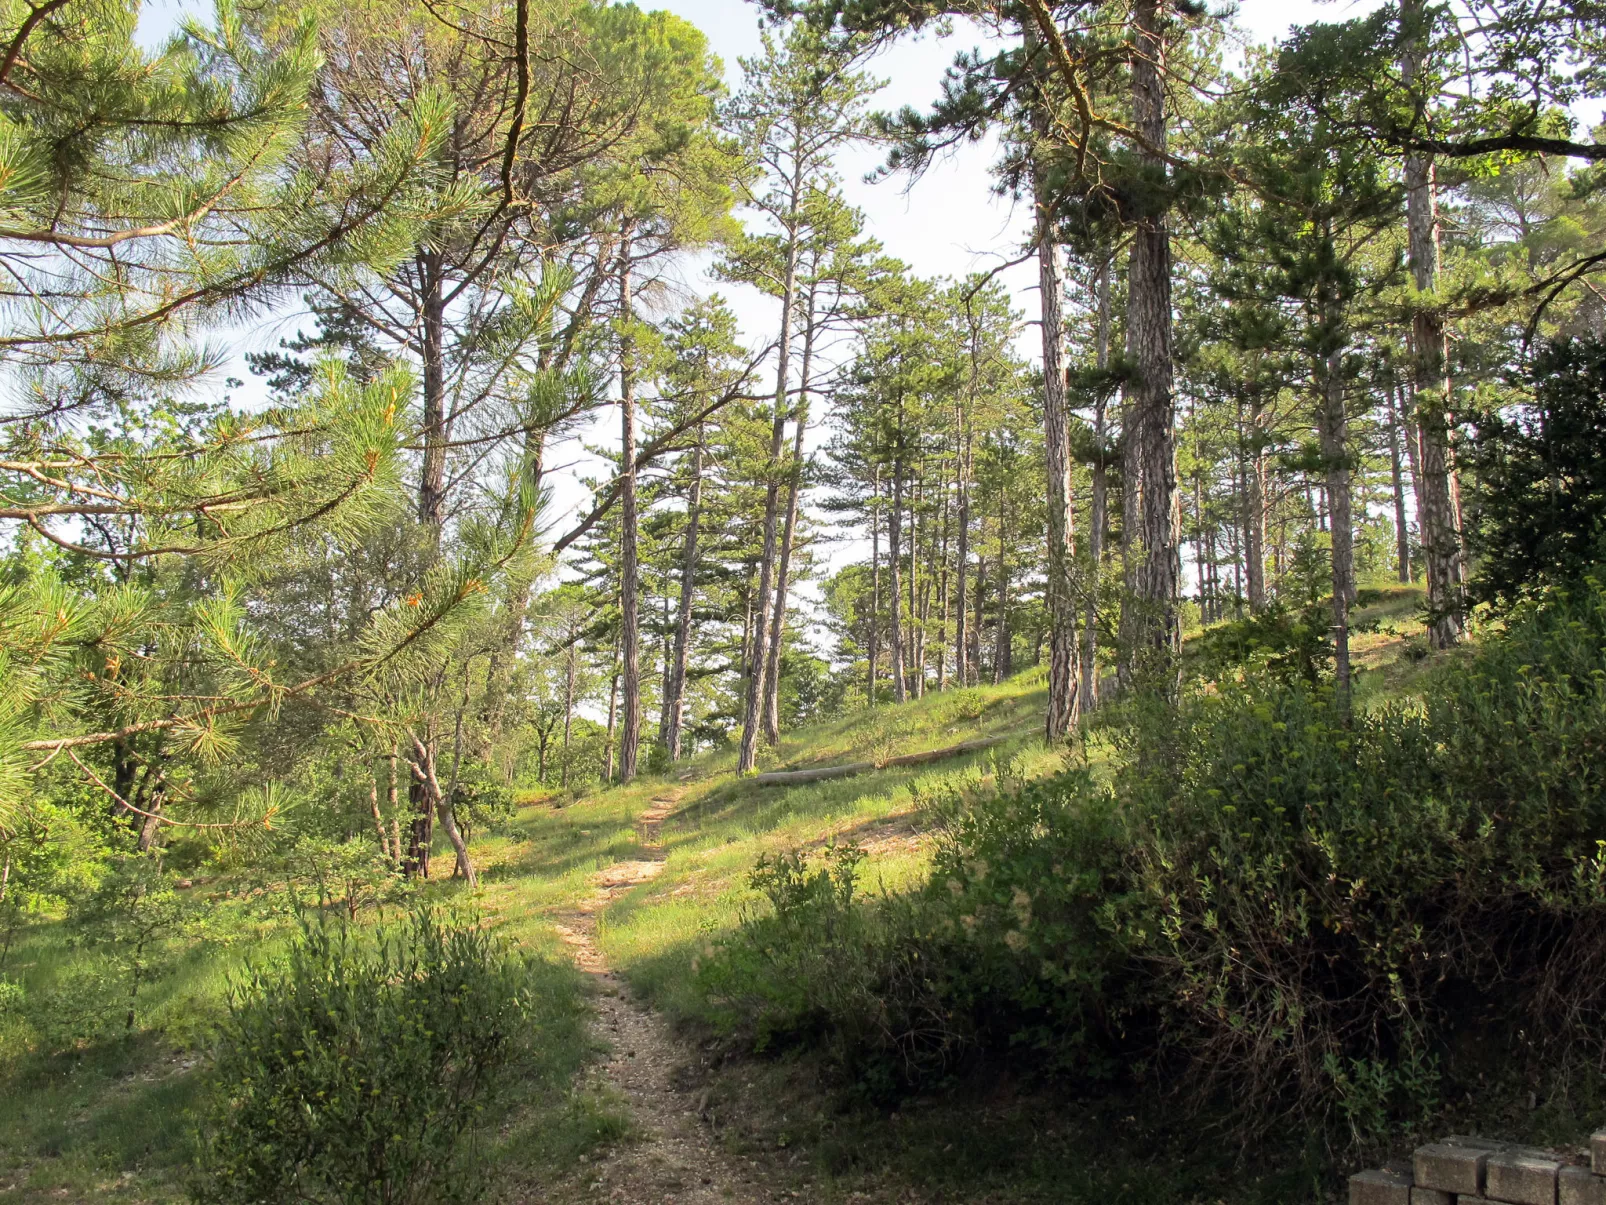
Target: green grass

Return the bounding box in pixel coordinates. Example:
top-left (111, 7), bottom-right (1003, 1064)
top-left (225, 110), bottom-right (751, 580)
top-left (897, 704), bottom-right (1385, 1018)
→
top-left (0, 894), bottom-right (619, 1202)
top-left (1, 601), bottom-right (1457, 1203)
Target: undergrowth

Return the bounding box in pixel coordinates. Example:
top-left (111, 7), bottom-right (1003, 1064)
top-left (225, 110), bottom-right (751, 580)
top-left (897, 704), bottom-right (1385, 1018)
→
top-left (693, 574), bottom-right (1606, 1148)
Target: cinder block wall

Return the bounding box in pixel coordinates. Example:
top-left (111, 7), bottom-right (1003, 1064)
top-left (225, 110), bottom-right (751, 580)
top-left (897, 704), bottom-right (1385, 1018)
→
top-left (1351, 1131), bottom-right (1606, 1205)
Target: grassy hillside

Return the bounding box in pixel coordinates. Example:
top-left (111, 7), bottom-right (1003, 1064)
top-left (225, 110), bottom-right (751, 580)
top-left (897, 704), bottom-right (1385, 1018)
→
top-left (3, 584), bottom-right (1462, 1203)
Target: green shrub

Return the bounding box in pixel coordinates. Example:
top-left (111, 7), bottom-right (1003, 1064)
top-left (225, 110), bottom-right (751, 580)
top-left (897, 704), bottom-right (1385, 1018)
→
top-left (697, 573), bottom-right (1606, 1142)
top-left (196, 908), bottom-right (559, 1205)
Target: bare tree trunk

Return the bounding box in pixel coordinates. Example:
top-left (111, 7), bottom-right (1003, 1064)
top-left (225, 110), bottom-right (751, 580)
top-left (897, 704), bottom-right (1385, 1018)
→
top-left (418, 251), bottom-right (448, 529)
top-left (1029, 130), bottom-right (1080, 740)
top-left (889, 450), bottom-right (908, 703)
top-left (937, 479), bottom-right (951, 691)
top-left (973, 554), bottom-right (988, 683)
top-left (1128, 0), bottom-right (1181, 677)
top-left (1319, 347), bottom-right (1354, 706)
top-left (603, 634), bottom-right (620, 782)
top-left (368, 767), bottom-right (389, 862)
top-left (955, 403), bottom-right (973, 686)
top-left (665, 426), bottom-right (703, 761)
top-left (738, 196), bottom-right (801, 774)
top-left (561, 628), bottom-right (577, 787)
top-left (763, 308), bottom-right (815, 745)
top-left (1244, 396), bottom-right (1268, 610)
top-left (386, 751), bottom-right (401, 865)
top-left (1401, 0), bottom-right (1464, 647)
top-left (1082, 255), bottom-right (1111, 713)
top-left (868, 469), bottom-right (881, 705)
top-left (1387, 383), bottom-right (1412, 582)
top-left (993, 482), bottom-right (1009, 684)
top-left (908, 473), bottom-right (922, 698)
top-left (414, 736), bottom-right (476, 887)
top-left (404, 762), bottom-right (433, 879)
top-left (617, 228), bottom-right (642, 782)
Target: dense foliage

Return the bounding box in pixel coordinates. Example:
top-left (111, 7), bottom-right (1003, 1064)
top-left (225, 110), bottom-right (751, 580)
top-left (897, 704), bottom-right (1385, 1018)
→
top-left (698, 575), bottom-right (1606, 1138)
top-left (197, 909), bottom-right (576, 1204)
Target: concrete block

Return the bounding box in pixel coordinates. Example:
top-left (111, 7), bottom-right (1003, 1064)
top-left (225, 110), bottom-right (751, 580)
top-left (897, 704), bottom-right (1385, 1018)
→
top-left (1485, 1147), bottom-right (1561, 1205)
top-left (1351, 1167), bottom-right (1414, 1205)
top-left (1410, 1187), bottom-right (1455, 1205)
top-left (1416, 1139), bottom-right (1499, 1194)
top-left (1593, 1132), bottom-right (1606, 1176)
top-left (1560, 1165), bottom-right (1606, 1205)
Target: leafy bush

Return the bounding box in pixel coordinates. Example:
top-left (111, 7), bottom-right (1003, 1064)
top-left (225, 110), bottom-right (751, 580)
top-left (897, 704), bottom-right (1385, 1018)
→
top-left (694, 842), bottom-right (943, 1097)
top-left (697, 573), bottom-right (1606, 1141)
top-left (197, 908), bottom-right (564, 1205)
top-left (697, 773), bottom-right (1130, 1097)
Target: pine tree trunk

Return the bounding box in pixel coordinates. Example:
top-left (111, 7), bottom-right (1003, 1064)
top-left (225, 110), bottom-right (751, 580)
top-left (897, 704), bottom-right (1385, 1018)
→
top-left (1387, 384), bottom-right (1412, 582)
top-left (1081, 256), bottom-right (1111, 713)
top-left (993, 482), bottom-right (1009, 684)
top-left (763, 310), bottom-right (814, 744)
top-left (937, 480), bottom-right (951, 691)
top-left (1244, 397), bottom-right (1268, 610)
top-left (386, 751), bottom-right (401, 865)
top-left (404, 762), bottom-right (433, 879)
top-left (418, 251), bottom-right (448, 529)
top-left (617, 229), bottom-right (642, 782)
top-left (1319, 347), bottom-right (1354, 705)
top-left (603, 636), bottom-right (619, 782)
top-left (1128, 0), bottom-right (1181, 676)
top-left (414, 736), bottom-right (475, 887)
top-left (1031, 140), bottom-right (1081, 740)
top-left (738, 199), bottom-right (801, 773)
top-left (1118, 390), bottom-right (1141, 688)
top-left (889, 450), bottom-right (907, 703)
top-left (1400, 0), bottom-right (1464, 647)
top-left (665, 426), bottom-right (703, 762)
top-left (955, 405), bottom-right (972, 686)
top-left (868, 469), bottom-right (880, 705)
top-left (973, 554), bottom-right (988, 683)
top-left (562, 629), bottom-right (577, 786)
top-left (908, 473), bottom-right (922, 698)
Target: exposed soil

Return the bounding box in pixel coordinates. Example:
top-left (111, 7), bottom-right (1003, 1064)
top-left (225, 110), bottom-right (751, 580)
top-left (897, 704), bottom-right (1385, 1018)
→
top-left (544, 793), bottom-right (778, 1205)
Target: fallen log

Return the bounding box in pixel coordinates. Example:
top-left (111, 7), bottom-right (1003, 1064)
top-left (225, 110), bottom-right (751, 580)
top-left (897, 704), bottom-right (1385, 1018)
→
top-left (753, 733), bottom-right (1017, 787)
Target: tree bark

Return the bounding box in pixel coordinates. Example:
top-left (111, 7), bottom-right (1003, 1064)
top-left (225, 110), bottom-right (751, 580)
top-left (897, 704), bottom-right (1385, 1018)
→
top-left (972, 554), bottom-right (988, 682)
top-left (888, 447), bottom-right (908, 703)
top-left (738, 190), bottom-right (801, 774)
top-left (664, 425), bottom-right (703, 762)
top-left (1318, 347), bottom-right (1354, 705)
top-left (1081, 255), bottom-right (1111, 713)
top-left (1243, 395), bottom-right (1268, 610)
top-left (993, 482), bottom-right (1010, 684)
top-left (414, 736), bottom-right (475, 887)
top-left (868, 468), bottom-right (881, 705)
top-left (1030, 140), bottom-right (1080, 740)
top-left (1400, 0), bottom-right (1464, 647)
top-left (418, 250), bottom-right (449, 530)
top-left (1387, 383), bottom-right (1412, 582)
top-left (616, 228), bottom-right (642, 782)
top-left (1128, 0), bottom-right (1182, 676)
top-left (562, 624), bottom-right (577, 786)
top-left (763, 303), bottom-right (815, 744)
top-left (603, 634), bottom-right (620, 782)
top-left (955, 399), bottom-right (973, 686)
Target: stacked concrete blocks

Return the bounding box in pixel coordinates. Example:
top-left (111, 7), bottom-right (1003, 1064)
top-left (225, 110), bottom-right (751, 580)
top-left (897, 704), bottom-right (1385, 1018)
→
top-left (1349, 1130), bottom-right (1606, 1205)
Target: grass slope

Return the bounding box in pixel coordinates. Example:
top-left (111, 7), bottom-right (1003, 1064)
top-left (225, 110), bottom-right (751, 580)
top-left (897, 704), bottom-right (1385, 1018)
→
top-left (0, 584), bottom-right (1440, 1203)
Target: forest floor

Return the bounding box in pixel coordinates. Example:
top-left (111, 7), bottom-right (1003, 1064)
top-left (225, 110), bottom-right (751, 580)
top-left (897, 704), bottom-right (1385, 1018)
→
top-left (473, 584), bottom-right (1445, 1204)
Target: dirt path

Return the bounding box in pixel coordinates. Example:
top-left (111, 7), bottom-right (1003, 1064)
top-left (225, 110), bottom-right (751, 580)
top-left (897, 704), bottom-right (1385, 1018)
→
top-left (547, 793), bottom-right (777, 1205)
